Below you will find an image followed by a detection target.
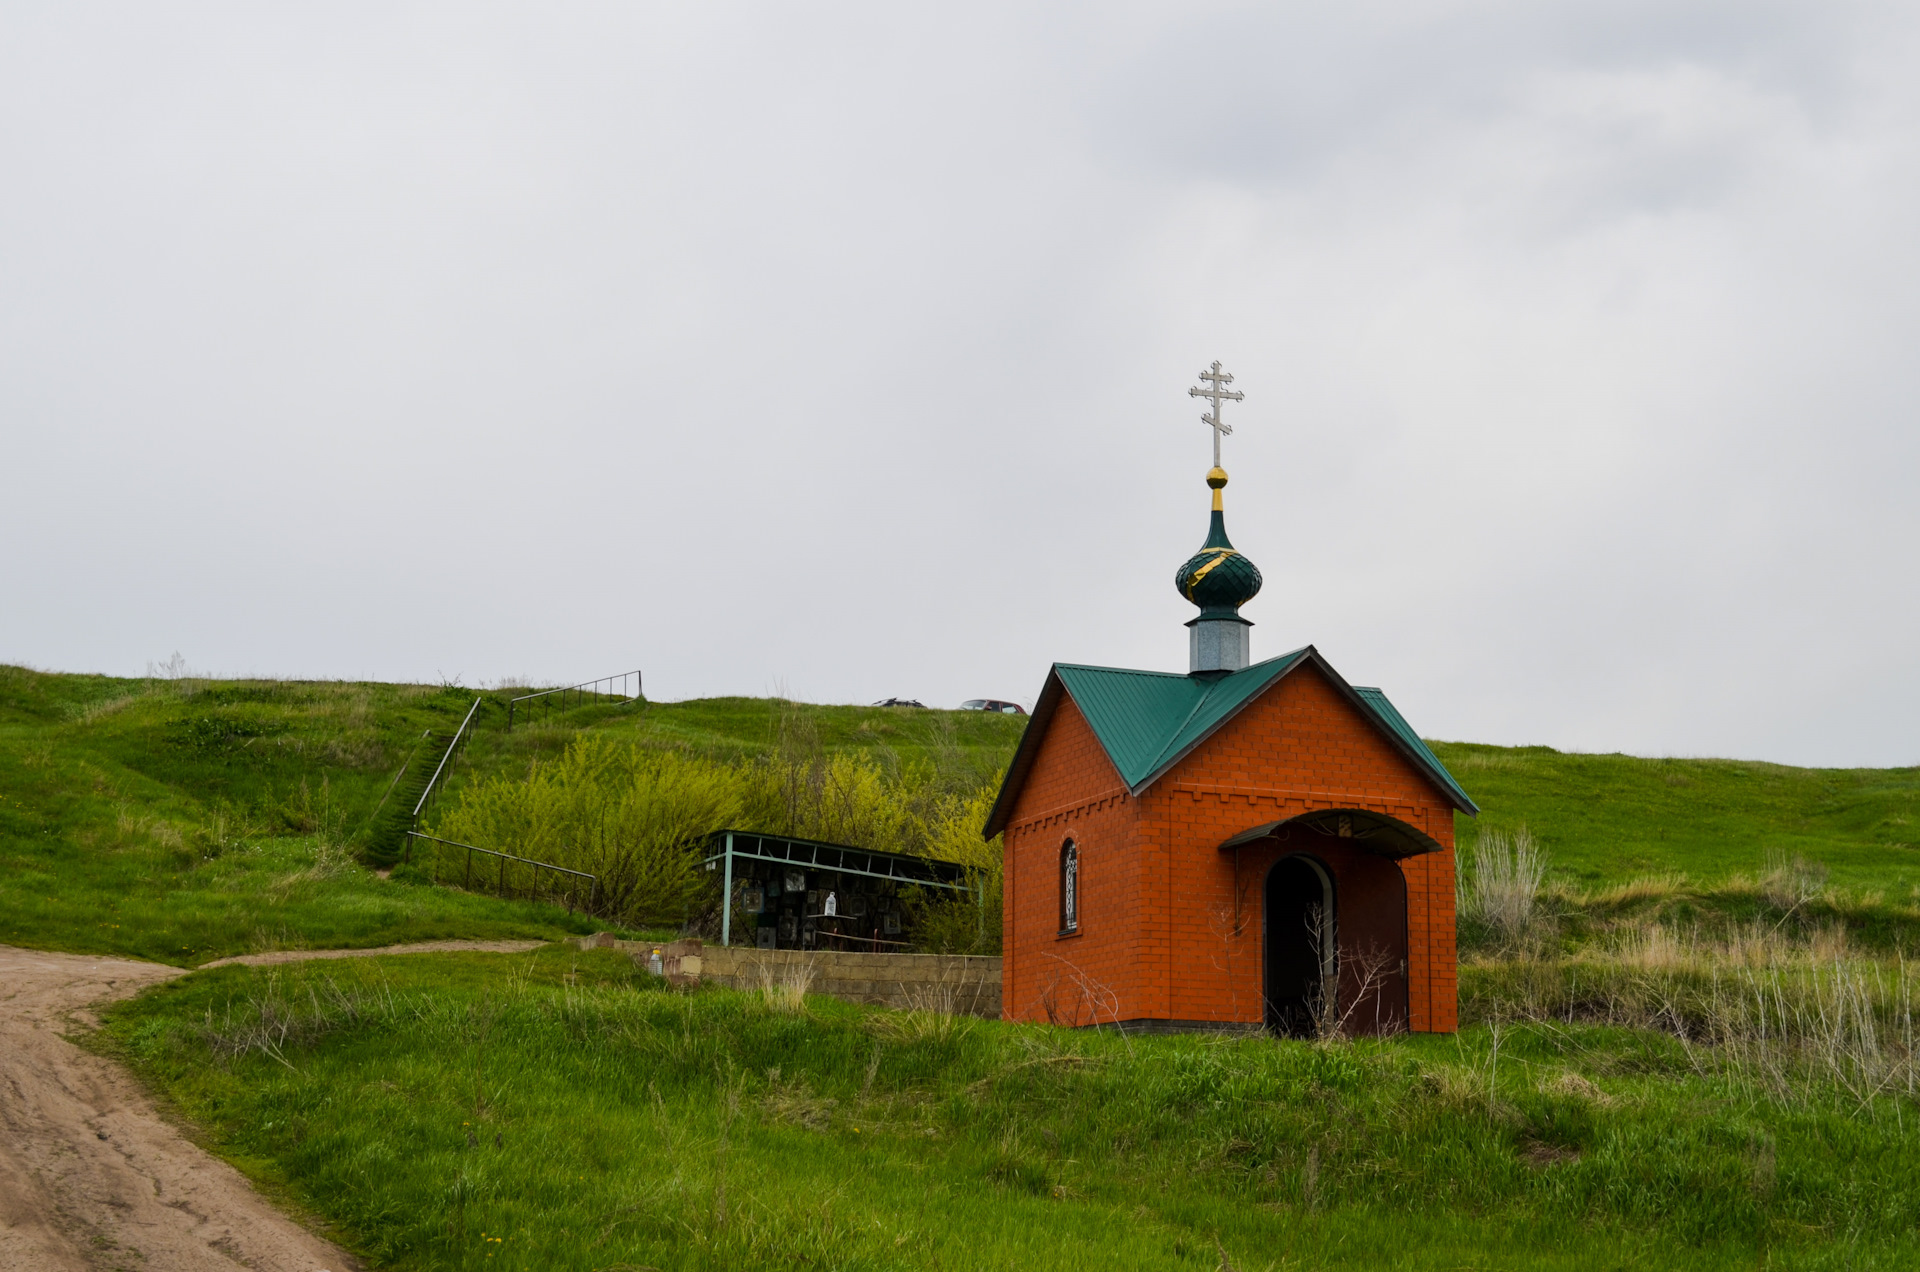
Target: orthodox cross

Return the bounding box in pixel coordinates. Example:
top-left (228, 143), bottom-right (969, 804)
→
top-left (1189, 361), bottom-right (1244, 468)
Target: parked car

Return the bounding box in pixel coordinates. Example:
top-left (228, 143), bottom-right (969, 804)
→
top-left (872, 697), bottom-right (926, 708)
top-left (960, 699), bottom-right (1026, 715)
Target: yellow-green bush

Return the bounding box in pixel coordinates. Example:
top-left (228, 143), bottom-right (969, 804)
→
top-left (434, 736), bottom-right (741, 926)
top-left (737, 749), bottom-right (917, 851)
top-left (434, 733), bottom-right (1007, 944)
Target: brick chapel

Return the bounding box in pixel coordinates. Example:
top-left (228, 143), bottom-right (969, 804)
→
top-left (984, 365), bottom-right (1477, 1036)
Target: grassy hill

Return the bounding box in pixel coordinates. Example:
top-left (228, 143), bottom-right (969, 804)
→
top-left (101, 944), bottom-right (1920, 1271)
top-left (4, 663), bottom-right (1918, 961)
top-left (12, 663), bottom-right (1920, 1269)
top-left (1434, 740), bottom-right (1920, 896)
top-left (0, 667), bottom-right (1024, 963)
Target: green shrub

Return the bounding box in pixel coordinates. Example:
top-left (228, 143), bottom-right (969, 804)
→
top-left (433, 729), bottom-right (1009, 947)
top-left (434, 736), bottom-right (741, 927)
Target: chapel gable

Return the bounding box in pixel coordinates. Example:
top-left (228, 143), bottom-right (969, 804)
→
top-left (1003, 692), bottom-right (1127, 828)
top-left (1161, 658), bottom-right (1455, 813)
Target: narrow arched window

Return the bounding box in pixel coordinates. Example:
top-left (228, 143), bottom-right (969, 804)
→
top-left (1059, 840), bottom-right (1079, 934)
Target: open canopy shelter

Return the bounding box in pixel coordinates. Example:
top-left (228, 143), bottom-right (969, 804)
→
top-left (702, 830), bottom-right (975, 952)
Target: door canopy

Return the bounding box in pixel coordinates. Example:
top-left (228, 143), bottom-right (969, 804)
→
top-left (1219, 808), bottom-right (1443, 859)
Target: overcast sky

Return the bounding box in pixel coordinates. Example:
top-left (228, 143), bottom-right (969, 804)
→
top-left (3, 2), bottom-right (1916, 768)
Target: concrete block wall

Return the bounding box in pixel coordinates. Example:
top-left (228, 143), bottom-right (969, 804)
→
top-left (580, 936), bottom-right (1002, 1018)
top-left (703, 947), bottom-right (1003, 1018)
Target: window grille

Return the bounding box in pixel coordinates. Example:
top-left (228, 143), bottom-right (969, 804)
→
top-left (1060, 840), bottom-right (1078, 933)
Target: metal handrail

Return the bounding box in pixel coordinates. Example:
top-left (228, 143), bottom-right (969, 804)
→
top-left (406, 832), bottom-right (599, 916)
top-left (399, 699), bottom-right (480, 868)
top-left (506, 670), bottom-right (642, 732)
top-left (406, 697), bottom-right (483, 854)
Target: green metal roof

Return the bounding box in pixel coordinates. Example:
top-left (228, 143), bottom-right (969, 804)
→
top-left (1351, 686), bottom-right (1476, 813)
top-left (1053, 650), bottom-right (1308, 790)
top-left (983, 645), bottom-right (1477, 838)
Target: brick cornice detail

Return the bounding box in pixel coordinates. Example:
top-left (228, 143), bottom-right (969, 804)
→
top-left (1165, 783), bottom-right (1430, 824)
top-left (1004, 789), bottom-right (1130, 835)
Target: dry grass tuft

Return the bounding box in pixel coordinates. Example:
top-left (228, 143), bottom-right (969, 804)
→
top-left (1543, 1071), bottom-right (1614, 1107)
top-left (115, 807), bottom-right (187, 852)
top-left (80, 692), bottom-right (151, 724)
top-left (760, 1068), bottom-right (837, 1130)
top-left (752, 958), bottom-right (816, 1013)
top-left (1460, 827), bottom-right (1547, 938)
top-left (271, 841), bottom-right (360, 898)
top-left (1587, 873), bottom-right (1689, 908)
top-left (1762, 852), bottom-right (1829, 912)
top-left (1451, 752), bottom-right (1532, 772)
top-left (872, 979), bottom-right (981, 1045)
top-left (197, 971), bottom-right (394, 1069)
top-left (1522, 1140), bottom-right (1580, 1168)
top-left (1470, 921), bottom-right (1920, 1110)
top-left (1420, 1064), bottom-right (1487, 1107)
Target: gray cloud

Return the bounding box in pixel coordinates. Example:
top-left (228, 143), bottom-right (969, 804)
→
top-left (1100, 1), bottom-right (1865, 185)
top-left (1, 2), bottom-right (1915, 767)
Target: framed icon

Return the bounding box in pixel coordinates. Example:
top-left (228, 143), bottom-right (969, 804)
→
top-left (882, 912), bottom-right (902, 936)
top-left (743, 887), bottom-right (765, 914)
top-left (784, 869), bottom-right (807, 893)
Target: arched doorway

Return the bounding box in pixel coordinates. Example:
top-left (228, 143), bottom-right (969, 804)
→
top-left (1227, 810), bottom-right (1422, 1036)
top-left (1264, 855), bottom-right (1334, 1037)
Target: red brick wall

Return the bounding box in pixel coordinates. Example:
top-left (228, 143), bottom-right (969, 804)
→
top-left (1000, 695), bottom-right (1147, 1027)
top-left (1400, 848), bottom-right (1459, 1033)
top-left (1002, 661), bottom-right (1459, 1033)
top-left (1142, 662), bottom-right (1458, 1033)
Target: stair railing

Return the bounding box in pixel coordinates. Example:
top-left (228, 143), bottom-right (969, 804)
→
top-left (357, 729), bottom-right (432, 846)
top-left (506, 670), bottom-right (641, 732)
top-left (406, 832), bottom-right (599, 916)
top-left (405, 696), bottom-right (483, 857)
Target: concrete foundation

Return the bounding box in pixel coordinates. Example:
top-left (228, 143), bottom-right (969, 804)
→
top-left (580, 936), bottom-right (1003, 1018)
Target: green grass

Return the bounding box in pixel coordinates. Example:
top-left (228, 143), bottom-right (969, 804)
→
top-left (590, 693), bottom-right (1027, 779)
top-left (101, 947), bottom-right (1920, 1271)
top-left (17, 664), bottom-right (1920, 1268)
top-left (1433, 742), bottom-right (1920, 952)
top-left (1435, 742), bottom-right (1920, 894)
top-left (7, 659), bottom-right (1920, 964)
top-left (0, 667), bottom-right (1025, 964)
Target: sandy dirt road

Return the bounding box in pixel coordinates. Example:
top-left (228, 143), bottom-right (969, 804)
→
top-left (200, 939), bottom-right (544, 969)
top-left (0, 940), bottom-right (543, 1271)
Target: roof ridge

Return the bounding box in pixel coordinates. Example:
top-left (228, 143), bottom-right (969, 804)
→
top-left (1050, 662), bottom-right (1191, 680)
top-left (1130, 647), bottom-right (1310, 791)
top-left (983, 647), bottom-right (1474, 841)
top-left (1347, 685), bottom-right (1478, 814)
top-left (1142, 681), bottom-right (1223, 779)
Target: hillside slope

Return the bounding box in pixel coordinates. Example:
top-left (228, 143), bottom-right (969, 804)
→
top-left (5, 663), bottom-right (1915, 961)
top-left (0, 668), bottom-right (1023, 963)
top-left (1433, 741), bottom-right (1920, 895)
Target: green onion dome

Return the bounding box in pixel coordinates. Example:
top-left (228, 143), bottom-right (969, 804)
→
top-left (1174, 467), bottom-right (1263, 619)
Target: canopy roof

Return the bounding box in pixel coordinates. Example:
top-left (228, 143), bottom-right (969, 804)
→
top-left (1219, 807), bottom-right (1445, 859)
top-left (983, 646), bottom-right (1477, 839)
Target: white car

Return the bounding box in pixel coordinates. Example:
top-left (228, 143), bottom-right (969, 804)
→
top-left (960, 698), bottom-right (1026, 715)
